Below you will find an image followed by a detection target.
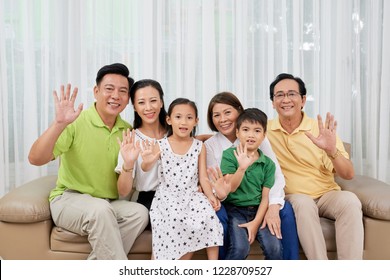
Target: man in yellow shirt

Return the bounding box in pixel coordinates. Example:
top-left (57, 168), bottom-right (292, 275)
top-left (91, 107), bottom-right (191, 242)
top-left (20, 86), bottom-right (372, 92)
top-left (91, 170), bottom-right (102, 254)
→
top-left (266, 73), bottom-right (363, 260)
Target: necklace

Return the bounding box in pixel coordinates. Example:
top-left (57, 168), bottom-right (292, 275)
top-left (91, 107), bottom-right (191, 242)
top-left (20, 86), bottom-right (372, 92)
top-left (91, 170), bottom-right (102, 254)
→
top-left (135, 129), bottom-right (166, 142)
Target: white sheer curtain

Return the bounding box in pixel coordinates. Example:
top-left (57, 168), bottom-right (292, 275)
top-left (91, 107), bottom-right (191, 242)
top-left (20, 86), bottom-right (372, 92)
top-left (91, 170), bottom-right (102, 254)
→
top-left (1, 0), bottom-right (389, 197)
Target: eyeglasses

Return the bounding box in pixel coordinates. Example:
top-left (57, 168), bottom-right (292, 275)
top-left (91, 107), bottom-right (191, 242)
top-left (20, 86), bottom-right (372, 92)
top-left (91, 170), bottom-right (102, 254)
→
top-left (273, 90), bottom-right (301, 100)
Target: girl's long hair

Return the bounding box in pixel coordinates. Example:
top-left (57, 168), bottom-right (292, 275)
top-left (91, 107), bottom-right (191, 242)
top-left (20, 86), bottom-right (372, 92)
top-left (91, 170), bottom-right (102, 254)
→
top-left (129, 79), bottom-right (168, 130)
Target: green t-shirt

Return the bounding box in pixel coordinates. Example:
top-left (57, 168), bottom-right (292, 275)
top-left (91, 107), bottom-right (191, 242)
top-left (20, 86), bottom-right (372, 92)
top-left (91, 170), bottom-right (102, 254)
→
top-left (49, 104), bottom-right (131, 201)
top-left (220, 147), bottom-right (275, 207)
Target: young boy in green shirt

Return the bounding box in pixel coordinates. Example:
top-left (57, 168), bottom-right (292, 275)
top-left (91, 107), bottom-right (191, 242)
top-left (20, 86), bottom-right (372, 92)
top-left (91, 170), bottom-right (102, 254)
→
top-left (220, 108), bottom-right (282, 260)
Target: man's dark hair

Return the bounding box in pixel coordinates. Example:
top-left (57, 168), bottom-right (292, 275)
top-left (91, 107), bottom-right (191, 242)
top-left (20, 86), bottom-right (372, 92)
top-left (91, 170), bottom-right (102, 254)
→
top-left (236, 108), bottom-right (268, 133)
top-left (269, 73), bottom-right (306, 101)
top-left (95, 63), bottom-right (134, 90)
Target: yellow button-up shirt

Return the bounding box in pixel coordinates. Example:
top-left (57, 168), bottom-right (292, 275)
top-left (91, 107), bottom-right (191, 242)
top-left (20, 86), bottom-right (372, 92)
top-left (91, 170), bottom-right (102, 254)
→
top-left (267, 112), bottom-right (348, 199)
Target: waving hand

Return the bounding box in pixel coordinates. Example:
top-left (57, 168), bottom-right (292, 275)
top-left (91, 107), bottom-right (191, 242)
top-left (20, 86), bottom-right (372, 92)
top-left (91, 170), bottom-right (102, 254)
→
top-left (53, 84), bottom-right (83, 125)
top-left (305, 112), bottom-right (337, 155)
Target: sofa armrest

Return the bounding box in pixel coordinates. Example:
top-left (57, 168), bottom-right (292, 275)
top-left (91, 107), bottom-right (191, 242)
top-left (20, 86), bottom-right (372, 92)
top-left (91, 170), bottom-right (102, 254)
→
top-left (335, 175), bottom-right (390, 220)
top-left (0, 175), bottom-right (57, 223)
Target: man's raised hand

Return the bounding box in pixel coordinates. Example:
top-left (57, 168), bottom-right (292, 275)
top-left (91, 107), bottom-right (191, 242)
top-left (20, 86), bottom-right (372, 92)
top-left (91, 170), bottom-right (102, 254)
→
top-left (53, 84), bottom-right (83, 125)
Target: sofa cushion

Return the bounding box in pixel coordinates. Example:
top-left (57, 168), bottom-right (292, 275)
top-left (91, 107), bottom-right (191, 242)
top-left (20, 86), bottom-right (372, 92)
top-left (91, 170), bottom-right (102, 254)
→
top-left (0, 176), bottom-right (56, 223)
top-left (336, 175), bottom-right (390, 220)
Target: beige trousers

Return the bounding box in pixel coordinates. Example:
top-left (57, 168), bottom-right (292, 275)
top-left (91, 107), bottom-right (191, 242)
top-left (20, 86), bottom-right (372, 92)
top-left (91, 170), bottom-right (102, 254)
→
top-left (286, 190), bottom-right (364, 260)
top-left (50, 190), bottom-right (149, 259)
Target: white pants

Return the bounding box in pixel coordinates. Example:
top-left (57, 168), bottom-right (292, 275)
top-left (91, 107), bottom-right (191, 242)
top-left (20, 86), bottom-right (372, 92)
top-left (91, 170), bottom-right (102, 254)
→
top-left (50, 190), bottom-right (149, 259)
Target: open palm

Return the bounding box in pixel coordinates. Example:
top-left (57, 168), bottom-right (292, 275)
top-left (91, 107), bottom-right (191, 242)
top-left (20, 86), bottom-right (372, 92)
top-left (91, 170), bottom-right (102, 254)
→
top-left (140, 140), bottom-right (161, 167)
top-left (118, 129), bottom-right (141, 164)
top-left (53, 84), bottom-right (83, 125)
top-left (234, 142), bottom-right (254, 170)
top-left (207, 166), bottom-right (231, 200)
top-left (305, 113), bottom-right (337, 154)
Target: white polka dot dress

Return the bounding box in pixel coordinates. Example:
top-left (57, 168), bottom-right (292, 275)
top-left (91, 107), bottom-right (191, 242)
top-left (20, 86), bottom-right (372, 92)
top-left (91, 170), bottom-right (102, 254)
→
top-left (150, 137), bottom-right (223, 260)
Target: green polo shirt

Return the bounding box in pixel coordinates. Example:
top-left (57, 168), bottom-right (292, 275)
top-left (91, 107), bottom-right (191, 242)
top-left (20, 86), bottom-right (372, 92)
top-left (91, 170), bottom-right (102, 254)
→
top-left (49, 104), bottom-right (131, 201)
top-left (221, 147), bottom-right (275, 207)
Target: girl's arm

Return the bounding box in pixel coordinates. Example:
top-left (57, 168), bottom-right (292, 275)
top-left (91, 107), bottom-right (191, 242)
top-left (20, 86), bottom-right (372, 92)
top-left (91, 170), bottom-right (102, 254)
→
top-left (140, 140), bottom-right (161, 172)
top-left (238, 187), bottom-right (270, 244)
top-left (199, 144), bottom-right (220, 210)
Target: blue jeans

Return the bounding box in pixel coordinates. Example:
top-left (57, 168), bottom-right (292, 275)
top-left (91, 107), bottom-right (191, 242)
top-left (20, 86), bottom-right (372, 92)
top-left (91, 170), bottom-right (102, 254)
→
top-left (224, 203), bottom-right (283, 260)
top-left (216, 204), bottom-right (229, 259)
top-left (280, 201), bottom-right (300, 259)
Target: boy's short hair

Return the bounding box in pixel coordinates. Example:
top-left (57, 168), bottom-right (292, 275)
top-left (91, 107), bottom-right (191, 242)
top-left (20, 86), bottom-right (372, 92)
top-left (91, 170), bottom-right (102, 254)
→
top-left (236, 108), bottom-right (268, 133)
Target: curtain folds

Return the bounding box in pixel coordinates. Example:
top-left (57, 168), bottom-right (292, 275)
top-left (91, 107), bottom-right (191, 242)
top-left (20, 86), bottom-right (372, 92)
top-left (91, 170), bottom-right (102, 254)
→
top-left (0, 0), bottom-right (389, 196)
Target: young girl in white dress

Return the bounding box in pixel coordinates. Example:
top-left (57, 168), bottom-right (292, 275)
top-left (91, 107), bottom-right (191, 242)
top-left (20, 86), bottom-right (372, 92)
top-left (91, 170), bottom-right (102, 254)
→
top-left (141, 98), bottom-right (223, 260)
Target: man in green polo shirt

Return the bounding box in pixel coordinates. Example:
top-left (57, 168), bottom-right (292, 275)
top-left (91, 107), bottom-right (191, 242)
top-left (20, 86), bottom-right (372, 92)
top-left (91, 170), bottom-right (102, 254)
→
top-left (28, 63), bottom-right (149, 259)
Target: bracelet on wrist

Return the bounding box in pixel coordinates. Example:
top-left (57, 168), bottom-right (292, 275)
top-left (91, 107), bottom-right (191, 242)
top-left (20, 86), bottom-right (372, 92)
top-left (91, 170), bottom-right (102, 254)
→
top-left (122, 164), bottom-right (134, 173)
top-left (327, 149), bottom-right (341, 160)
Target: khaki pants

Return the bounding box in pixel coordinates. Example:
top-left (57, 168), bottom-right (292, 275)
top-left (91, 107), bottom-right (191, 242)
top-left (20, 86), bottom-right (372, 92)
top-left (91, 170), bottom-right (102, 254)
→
top-left (50, 190), bottom-right (149, 259)
top-left (286, 190), bottom-right (364, 260)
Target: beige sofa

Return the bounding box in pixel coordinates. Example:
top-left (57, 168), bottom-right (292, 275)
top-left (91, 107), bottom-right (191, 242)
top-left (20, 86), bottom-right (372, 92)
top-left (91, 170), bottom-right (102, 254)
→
top-left (1, 173), bottom-right (390, 260)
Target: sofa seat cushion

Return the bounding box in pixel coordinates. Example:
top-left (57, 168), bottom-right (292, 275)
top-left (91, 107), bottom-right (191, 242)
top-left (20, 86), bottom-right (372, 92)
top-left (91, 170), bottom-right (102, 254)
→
top-left (320, 217), bottom-right (337, 252)
top-left (50, 227), bottom-right (91, 253)
top-left (51, 219), bottom-right (336, 257)
top-left (50, 227), bottom-right (153, 254)
top-left (50, 226), bottom-right (262, 256)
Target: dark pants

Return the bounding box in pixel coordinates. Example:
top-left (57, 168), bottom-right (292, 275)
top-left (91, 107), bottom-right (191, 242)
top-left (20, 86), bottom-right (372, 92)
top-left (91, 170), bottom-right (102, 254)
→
top-left (137, 191), bottom-right (156, 229)
top-left (279, 201), bottom-right (300, 259)
top-left (137, 191), bottom-right (156, 211)
top-left (219, 201), bottom-right (299, 259)
top-left (216, 204), bottom-right (229, 259)
top-left (224, 203), bottom-right (283, 260)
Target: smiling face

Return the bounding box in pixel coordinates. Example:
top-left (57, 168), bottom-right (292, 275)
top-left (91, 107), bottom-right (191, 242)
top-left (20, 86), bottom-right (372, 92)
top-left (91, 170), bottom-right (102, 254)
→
top-left (93, 73), bottom-right (129, 126)
top-left (272, 78), bottom-right (306, 121)
top-left (133, 86), bottom-right (163, 126)
top-left (166, 104), bottom-right (198, 139)
top-left (236, 120), bottom-right (266, 153)
top-left (211, 103), bottom-right (241, 142)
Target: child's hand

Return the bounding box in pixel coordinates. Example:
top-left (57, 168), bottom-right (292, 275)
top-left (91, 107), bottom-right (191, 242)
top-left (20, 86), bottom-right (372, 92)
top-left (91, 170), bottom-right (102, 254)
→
top-left (238, 220), bottom-right (259, 244)
top-left (207, 166), bottom-right (231, 200)
top-left (140, 139), bottom-right (161, 166)
top-left (234, 143), bottom-right (255, 170)
top-left (117, 129), bottom-right (141, 165)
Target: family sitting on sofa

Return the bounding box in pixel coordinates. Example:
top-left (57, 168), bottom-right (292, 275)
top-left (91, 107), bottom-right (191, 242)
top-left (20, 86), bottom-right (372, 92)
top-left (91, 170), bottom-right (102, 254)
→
top-left (27, 63), bottom-right (363, 260)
